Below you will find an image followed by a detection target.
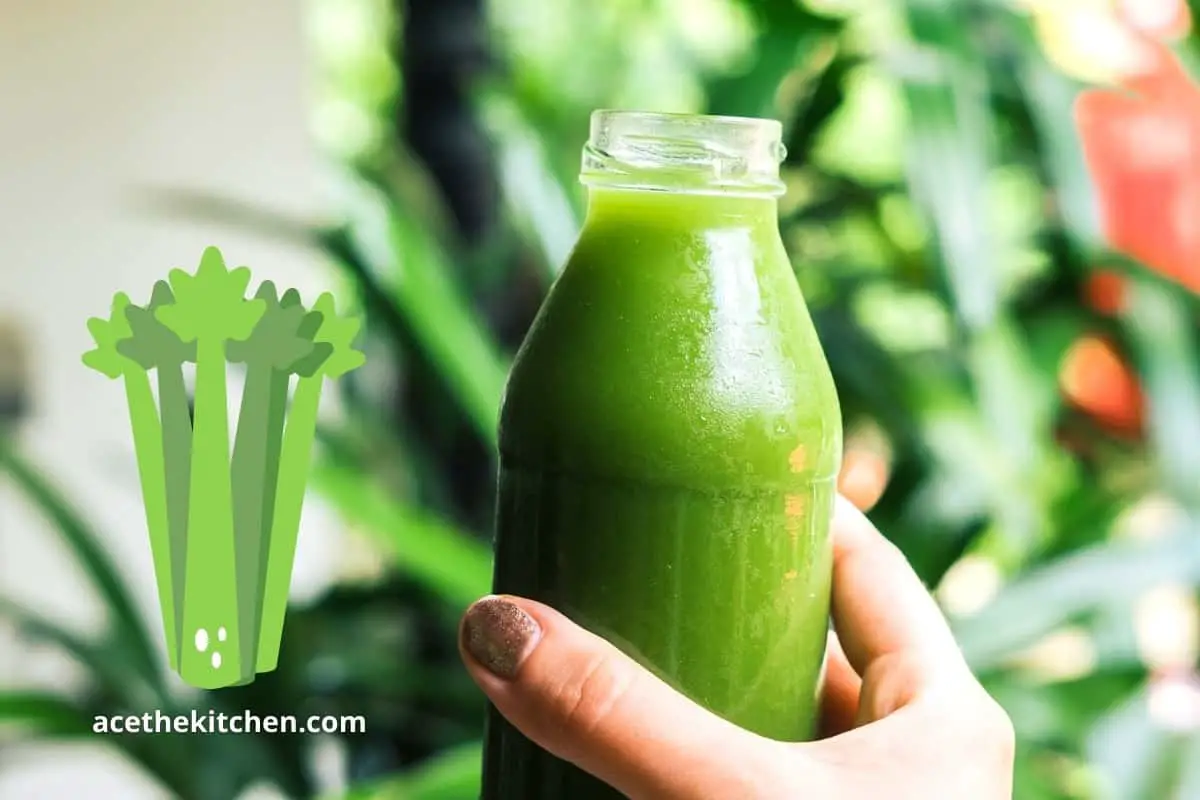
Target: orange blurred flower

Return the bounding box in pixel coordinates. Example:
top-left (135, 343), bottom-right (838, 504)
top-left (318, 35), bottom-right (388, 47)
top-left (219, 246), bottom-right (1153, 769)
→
top-left (1059, 335), bottom-right (1145, 434)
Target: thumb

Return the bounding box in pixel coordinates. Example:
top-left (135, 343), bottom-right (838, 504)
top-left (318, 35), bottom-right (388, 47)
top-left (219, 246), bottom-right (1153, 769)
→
top-left (459, 595), bottom-right (800, 800)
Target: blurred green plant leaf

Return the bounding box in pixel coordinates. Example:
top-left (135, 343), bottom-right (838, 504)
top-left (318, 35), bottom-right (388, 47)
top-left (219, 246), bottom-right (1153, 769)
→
top-left (0, 691), bottom-right (93, 737)
top-left (897, 0), bottom-right (999, 326)
top-left (1005, 20), bottom-right (1100, 248)
top-left (312, 459), bottom-right (492, 610)
top-left (1177, 732), bottom-right (1200, 798)
top-left (0, 439), bottom-right (163, 691)
top-left (1086, 685), bottom-right (1193, 800)
top-left (336, 174), bottom-right (509, 447)
top-left (985, 666), bottom-right (1146, 747)
top-left (811, 64), bottom-right (909, 184)
top-left (1122, 279), bottom-right (1200, 510)
top-left (784, 46), bottom-right (860, 168)
top-left (0, 595), bottom-right (166, 712)
top-left (954, 528), bottom-right (1200, 671)
top-left (337, 741), bottom-right (482, 800)
top-left (481, 91), bottom-right (582, 278)
top-left (707, 1), bottom-right (841, 119)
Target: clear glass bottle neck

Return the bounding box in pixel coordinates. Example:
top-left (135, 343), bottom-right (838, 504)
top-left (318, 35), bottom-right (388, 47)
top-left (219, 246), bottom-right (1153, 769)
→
top-left (580, 111), bottom-right (787, 197)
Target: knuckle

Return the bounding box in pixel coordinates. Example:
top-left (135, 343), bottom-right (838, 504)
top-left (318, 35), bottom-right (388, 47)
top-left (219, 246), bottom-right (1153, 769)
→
top-left (958, 689), bottom-right (1015, 762)
top-left (923, 680), bottom-right (1015, 753)
top-left (984, 697), bottom-right (1017, 759)
top-left (555, 650), bottom-right (637, 738)
top-left (968, 695), bottom-right (1017, 796)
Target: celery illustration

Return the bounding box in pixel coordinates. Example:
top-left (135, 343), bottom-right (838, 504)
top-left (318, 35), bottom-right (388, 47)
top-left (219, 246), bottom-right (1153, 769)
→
top-left (257, 292), bottom-right (365, 673)
top-left (116, 281), bottom-right (196, 671)
top-left (156, 248), bottom-right (267, 688)
top-left (227, 282), bottom-right (330, 684)
top-left (84, 247), bottom-right (363, 689)
top-left (83, 293), bottom-right (178, 669)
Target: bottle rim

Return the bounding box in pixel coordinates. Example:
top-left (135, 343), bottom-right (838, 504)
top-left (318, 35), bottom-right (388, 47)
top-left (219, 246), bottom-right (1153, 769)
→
top-left (580, 110), bottom-right (788, 196)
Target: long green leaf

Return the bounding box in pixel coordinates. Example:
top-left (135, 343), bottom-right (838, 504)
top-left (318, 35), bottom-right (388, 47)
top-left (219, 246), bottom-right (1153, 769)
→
top-left (0, 440), bottom-right (163, 688)
top-left (984, 666), bottom-right (1145, 748)
top-left (1123, 278), bottom-right (1200, 511)
top-left (312, 459), bottom-right (492, 610)
top-left (336, 741), bottom-right (483, 800)
top-left (954, 528), bottom-right (1200, 671)
top-left (482, 91), bottom-right (581, 278)
top-left (338, 174), bottom-right (509, 447)
top-left (0, 596), bottom-right (163, 710)
top-left (0, 691), bottom-right (93, 736)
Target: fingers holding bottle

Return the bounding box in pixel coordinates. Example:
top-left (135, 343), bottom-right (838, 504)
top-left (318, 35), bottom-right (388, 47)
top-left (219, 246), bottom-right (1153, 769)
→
top-left (460, 501), bottom-right (1015, 799)
top-left (459, 595), bottom-right (815, 800)
top-left (812, 499), bottom-right (1015, 798)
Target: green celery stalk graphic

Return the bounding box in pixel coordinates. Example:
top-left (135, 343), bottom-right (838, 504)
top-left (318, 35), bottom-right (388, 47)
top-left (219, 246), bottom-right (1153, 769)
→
top-left (83, 293), bottom-right (179, 669)
top-left (227, 282), bottom-right (330, 684)
top-left (115, 280), bottom-right (197, 670)
top-left (85, 248), bottom-right (364, 688)
top-left (256, 292), bottom-right (364, 673)
top-left (156, 247), bottom-right (266, 689)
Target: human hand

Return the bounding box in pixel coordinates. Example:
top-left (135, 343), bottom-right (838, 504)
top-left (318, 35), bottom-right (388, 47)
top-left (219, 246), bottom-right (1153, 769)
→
top-left (458, 497), bottom-right (1015, 799)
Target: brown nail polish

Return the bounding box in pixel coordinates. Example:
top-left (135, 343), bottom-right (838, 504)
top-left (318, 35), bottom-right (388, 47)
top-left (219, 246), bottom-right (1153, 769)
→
top-left (462, 596), bottom-right (541, 679)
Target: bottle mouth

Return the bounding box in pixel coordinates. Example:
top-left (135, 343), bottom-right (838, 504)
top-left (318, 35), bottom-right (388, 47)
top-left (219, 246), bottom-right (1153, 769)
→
top-left (580, 110), bottom-right (788, 196)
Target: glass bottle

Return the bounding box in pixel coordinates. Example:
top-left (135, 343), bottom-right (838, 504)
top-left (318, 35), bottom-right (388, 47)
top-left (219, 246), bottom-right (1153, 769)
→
top-left (483, 110), bottom-right (842, 799)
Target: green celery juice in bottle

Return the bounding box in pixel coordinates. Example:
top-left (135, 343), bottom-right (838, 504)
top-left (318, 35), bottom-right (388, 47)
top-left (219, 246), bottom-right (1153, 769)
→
top-left (483, 111), bottom-right (842, 799)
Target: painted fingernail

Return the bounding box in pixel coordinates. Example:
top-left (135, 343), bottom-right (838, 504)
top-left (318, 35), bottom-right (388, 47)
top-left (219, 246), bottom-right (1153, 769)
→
top-left (462, 596), bottom-right (541, 679)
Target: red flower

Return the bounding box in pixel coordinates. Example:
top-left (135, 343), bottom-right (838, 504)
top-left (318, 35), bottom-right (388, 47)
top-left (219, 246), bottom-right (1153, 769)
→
top-left (1062, 39), bottom-right (1200, 436)
top-left (1075, 41), bottom-right (1200, 296)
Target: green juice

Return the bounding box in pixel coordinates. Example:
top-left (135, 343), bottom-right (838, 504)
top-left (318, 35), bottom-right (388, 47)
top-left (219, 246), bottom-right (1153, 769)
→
top-left (483, 112), bottom-right (842, 799)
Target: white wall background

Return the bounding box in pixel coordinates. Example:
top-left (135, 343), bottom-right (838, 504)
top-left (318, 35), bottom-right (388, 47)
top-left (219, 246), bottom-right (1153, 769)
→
top-left (0, 1), bottom-right (342, 796)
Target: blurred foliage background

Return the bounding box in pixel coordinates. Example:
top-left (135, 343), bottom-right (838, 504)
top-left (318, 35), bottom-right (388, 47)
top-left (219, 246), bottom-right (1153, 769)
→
top-left (5, 0), bottom-right (1200, 798)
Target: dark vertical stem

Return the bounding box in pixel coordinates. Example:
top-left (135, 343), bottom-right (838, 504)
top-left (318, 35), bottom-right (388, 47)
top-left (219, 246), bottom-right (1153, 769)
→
top-left (397, 0), bottom-right (500, 245)
top-left (392, 0), bottom-right (504, 532)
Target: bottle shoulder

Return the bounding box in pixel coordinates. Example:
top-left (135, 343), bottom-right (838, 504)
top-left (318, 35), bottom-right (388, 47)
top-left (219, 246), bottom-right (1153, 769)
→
top-left (499, 238), bottom-right (843, 490)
